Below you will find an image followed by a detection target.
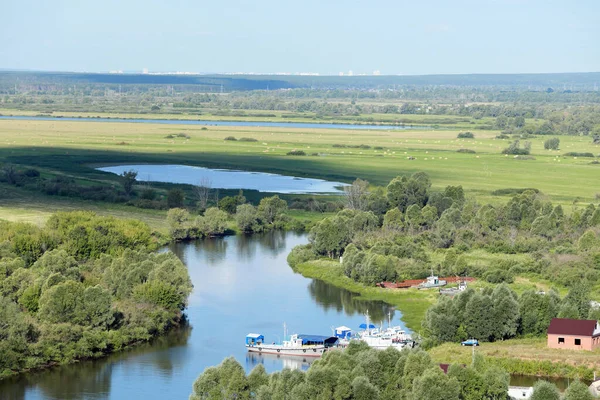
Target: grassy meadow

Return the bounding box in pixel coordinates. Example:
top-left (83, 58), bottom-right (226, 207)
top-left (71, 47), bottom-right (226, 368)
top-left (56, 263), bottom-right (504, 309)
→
top-left (0, 118), bottom-right (598, 206)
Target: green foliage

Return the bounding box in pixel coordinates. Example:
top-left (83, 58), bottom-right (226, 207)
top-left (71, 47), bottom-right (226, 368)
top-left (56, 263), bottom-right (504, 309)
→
top-left (544, 137), bottom-right (560, 150)
top-left (530, 380), bottom-right (560, 400)
top-left (121, 169), bottom-right (137, 196)
top-left (235, 204), bottom-right (259, 232)
top-left (457, 132), bottom-right (475, 139)
top-left (0, 213), bottom-right (191, 378)
top-left (190, 345), bottom-right (508, 400)
top-left (167, 188), bottom-right (185, 208)
top-left (564, 380), bottom-right (594, 400)
top-left (502, 140), bottom-right (531, 155)
top-left (257, 195), bottom-right (288, 224)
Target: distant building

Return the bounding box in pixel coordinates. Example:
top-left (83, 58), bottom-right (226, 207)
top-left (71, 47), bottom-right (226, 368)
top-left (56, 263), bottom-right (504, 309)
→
top-left (547, 318), bottom-right (600, 351)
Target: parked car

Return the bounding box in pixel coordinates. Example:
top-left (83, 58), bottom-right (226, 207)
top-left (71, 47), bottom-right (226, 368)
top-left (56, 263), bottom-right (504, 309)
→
top-left (461, 339), bottom-right (479, 346)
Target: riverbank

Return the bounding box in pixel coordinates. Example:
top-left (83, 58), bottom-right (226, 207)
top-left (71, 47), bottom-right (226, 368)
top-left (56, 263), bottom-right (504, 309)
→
top-left (291, 260), bottom-right (437, 332)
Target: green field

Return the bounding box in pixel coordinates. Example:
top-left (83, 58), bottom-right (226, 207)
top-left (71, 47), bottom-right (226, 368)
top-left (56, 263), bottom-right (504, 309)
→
top-left (0, 117), bottom-right (598, 207)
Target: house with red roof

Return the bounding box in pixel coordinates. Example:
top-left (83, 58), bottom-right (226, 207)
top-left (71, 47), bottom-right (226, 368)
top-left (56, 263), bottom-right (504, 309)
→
top-left (547, 318), bottom-right (600, 351)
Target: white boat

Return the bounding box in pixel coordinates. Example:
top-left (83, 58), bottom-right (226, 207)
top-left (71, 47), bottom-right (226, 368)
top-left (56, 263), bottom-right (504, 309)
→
top-left (336, 311), bottom-right (415, 350)
top-left (245, 324), bottom-right (338, 357)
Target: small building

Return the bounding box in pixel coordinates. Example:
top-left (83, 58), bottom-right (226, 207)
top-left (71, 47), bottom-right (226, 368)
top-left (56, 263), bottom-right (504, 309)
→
top-left (508, 386), bottom-right (533, 399)
top-left (547, 318), bottom-right (600, 351)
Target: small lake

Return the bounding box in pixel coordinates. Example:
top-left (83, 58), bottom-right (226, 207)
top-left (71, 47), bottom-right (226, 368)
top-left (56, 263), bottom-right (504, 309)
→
top-left (0, 232), bottom-right (400, 400)
top-left (97, 164), bottom-right (348, 194)
top-left (0, 115), bottom-right (426, 131)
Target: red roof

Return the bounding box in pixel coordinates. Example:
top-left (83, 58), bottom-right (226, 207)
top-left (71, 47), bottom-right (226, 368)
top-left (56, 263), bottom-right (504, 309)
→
top-left (547, 318), bottom-right (599, 337)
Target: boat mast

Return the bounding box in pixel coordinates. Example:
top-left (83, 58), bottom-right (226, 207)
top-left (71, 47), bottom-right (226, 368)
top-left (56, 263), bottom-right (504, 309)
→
top-left (283, 322), bottom-right (287, 342)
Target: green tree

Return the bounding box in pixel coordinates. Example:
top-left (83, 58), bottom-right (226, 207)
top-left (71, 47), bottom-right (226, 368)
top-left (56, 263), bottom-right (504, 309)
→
top-left (564, 380), bottom-right (594, 400)
top-left (167, 189), bottom-right (185, 208)
top-left (544, 137), bottom-right (560, 150)
top-left (38, 280), bottom-right (85, 324)
top-left (351, 376), bottom-right (379, 400)
top-left (236, 204), bottom-right (259, 232)
top-left (530, 380), bottom-right (560, 400)
top-left (257, 195), bottom-right (288, 224)
top-left (121, 169), bottom-right (137, 196)
top-left (81, 285), bottom-right (113, 328)
top-left (166, 208), bottom-right (190, 240)
top-left (412, 367), bottom-right (460, 400)
top-left (196, 207), bottom-right (228, 236)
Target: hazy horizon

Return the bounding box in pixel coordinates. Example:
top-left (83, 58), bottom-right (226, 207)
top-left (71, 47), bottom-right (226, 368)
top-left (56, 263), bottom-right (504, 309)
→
top-left (2, 0), bottom-right (599, 75)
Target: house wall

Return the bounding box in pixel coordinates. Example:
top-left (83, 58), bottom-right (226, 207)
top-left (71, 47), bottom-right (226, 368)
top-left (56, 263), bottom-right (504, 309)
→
top-left (547, 333), bottom-right (599, 351)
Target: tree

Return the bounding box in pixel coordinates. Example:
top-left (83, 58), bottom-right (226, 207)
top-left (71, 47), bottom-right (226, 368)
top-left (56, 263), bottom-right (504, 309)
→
top-left (121, 169), bottom-right (138, 196)
top-left (544, 137), bottom-right (560, 150)
top-left (412, 367), bottom-right (460, 400)
top-left (236, 204), bottom-right (259, 232)
top-left (257, 195), bottom-right (288, 224)
top-left (193, 177), bottom-right (212, 211)
top-left (197, 207), bottom-right (228, 236)
top-left (38, 280), bottom-right (85, 324)
top-left (530, 381), bottom-right (560, 400)
top-left (386, 173), bottom-right (430, 212)
top-left (81, 285), bottom-right (113, 328)
top-left (167, 189), bottom-right (185, 208)
top-left (344, 178), bottom-right (370, 210)
top-left (490, 284), bottom-right (520, 340)
top-left (166, 208), bottom-right (190, 240)
top-left (2, 163), bottom-right (17, 185)
top-left (351, 376), bottom-right (379, 400)
top-left (564, 380), bottom-right (594, 400)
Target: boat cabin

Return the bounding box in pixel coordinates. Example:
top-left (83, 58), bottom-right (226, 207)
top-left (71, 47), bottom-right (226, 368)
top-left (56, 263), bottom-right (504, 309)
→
top-left (297, 334), bottom-right (339, 348)
top-left (334, 326), bottom-right (352, 340)
top-left (246, 333), bottom-right (264, 346)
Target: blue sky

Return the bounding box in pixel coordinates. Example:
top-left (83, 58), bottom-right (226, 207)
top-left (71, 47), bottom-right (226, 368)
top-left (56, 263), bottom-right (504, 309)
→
top-left (1, 0), bottom-right (598, 75)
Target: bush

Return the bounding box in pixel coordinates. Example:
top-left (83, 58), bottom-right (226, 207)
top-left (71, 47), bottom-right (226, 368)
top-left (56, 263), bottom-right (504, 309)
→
top-left (238, 137), bottom-right (258, 142)
top-left (167, 189), bottom-right (185, 208)
top-left (23, 168), bottom-right (40, 178)
top-left (457, 132), bottom-right (474, 139)
top-left (564, 152), bottom-right (595, 157)
top-left (495, 134), bottom-right (509, 139)
top-left (502, 140), bottom-right (531, 155)
top-left (544, 137), bottom-right (560, 150)
top-left (287, 150), bottom-right (306, 156)
top-left (491, 188), bottom-right (540, 196)
top-left (457, 149), bottom-right (476, 154)
top-left (224, 136), bottom-right (237, 141)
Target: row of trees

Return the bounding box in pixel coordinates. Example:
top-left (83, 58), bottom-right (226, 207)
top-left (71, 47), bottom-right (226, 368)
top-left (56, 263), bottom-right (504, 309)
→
top-left (0, 212), bottom-right (192, 378)
top-left (166, 195), bottom-right (293, 240)
top-left (190, 343), bottom-right (514, 400)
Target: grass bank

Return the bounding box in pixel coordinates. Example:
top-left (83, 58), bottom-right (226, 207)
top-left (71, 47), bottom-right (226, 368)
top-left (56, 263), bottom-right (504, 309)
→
top-left (292, 260), bottom-right (437, 332)
top-left (429, 339), bottom-right (600, 380)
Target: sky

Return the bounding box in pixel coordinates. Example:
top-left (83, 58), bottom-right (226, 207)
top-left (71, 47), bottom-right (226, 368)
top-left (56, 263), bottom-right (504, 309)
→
top-left (1, 0), bottom-right (598, 75)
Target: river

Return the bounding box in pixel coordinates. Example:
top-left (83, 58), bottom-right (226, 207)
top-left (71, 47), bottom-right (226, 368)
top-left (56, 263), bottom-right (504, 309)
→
top-left (0, 115), bottom-right (426, 131)
top-left (0, 232), bottom-right (399, 400)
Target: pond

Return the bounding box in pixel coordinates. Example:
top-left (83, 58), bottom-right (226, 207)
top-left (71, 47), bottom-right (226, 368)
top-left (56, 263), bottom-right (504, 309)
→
top-left (96, 164), bottom-right (348, 194)
top-left (0, 115), bottom-right (427, 131)
top-left (0, 232), bottom-right (400, 400)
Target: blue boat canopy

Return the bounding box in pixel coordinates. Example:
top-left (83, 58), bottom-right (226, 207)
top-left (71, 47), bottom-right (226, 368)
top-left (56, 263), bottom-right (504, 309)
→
top-left (359, 323), bottom-right (376, 329)
top-left (297, 335), bottom-right (339, 346)
top-left (245, 333), bottom-right (264, 345)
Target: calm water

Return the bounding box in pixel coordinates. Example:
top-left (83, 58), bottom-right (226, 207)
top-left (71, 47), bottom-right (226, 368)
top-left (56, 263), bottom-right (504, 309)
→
top-left (96, 164), bottom-right (348, 194)
top-left (0, 232), bottom-right (400, 400)
top-left (0, 115), bottom-right (426, 130)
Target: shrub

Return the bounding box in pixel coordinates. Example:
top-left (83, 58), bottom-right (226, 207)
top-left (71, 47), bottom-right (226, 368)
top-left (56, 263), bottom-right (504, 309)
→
top-left (502, 140), bottom-right (531, 155)
top-left (23, 168), bottom-right (40, 178)
top-left (167, 189), bottom-right (185, 208)
top-left (238, 137), bottom-right (258, 142)
top-left (224, 136), bottom-right (237, 141)
top-left (495, 134), bottom-right (509, 139)
top-left (564, 152), bottom-right (595, 157)
top-left (543, 137), bottom-right (560, 150)
top-left (287, 150), bottom-right (306, 156)
top-left (491, 188), bottom-right (540, 196)
top-left (457, 149), bottom-right (476, 154)
top-left (457, 132), bottom-right (474, 139)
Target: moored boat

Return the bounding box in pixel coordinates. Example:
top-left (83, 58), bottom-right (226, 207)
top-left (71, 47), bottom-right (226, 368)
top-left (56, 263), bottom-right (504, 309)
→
top-left (245, 324), bottom-right (338, 357)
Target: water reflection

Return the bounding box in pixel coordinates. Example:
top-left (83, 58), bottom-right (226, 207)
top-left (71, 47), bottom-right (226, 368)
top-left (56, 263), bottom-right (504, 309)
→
top-left (245, 353), bottom-right (314, 372)
top-left (307, 279), bottom-right (397, 325)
